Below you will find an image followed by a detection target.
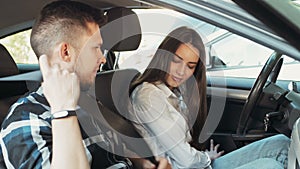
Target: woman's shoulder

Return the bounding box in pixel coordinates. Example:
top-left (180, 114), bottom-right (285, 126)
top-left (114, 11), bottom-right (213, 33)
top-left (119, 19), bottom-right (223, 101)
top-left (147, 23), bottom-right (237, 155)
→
top-left (133, 82), bottom-right (160, 94)
top-left (131, 82), bottom-right (165, 101)
top-left (130, 82), bottom-right (170, 113)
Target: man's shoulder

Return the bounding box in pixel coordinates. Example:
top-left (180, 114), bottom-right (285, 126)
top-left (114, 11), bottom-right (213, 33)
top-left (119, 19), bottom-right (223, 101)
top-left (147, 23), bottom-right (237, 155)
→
top-left (1, 91), bottom-right (51, 129)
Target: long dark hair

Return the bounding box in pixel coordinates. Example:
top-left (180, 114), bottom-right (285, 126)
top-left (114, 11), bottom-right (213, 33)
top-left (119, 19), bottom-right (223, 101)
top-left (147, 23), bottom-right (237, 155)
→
top-left (131, 26), bottom-right (207, 150)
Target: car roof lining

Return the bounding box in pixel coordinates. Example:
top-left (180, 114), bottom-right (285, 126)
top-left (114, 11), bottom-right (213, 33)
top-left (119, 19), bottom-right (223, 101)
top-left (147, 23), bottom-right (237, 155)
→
top-left (233, 0), bottom-right (300, 52)
top-left (0, 0), bottom-right (147, 38)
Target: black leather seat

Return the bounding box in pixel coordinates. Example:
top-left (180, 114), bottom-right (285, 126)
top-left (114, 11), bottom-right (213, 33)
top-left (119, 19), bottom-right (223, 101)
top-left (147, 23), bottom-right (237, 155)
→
top-left (96, 6), bottom-right (142, 126)
top-left (96, 6), bottom-right (142, 136)
top-left (0, 43), bottom-right (28, 124)
top-left (101, 6), bottom-right (141, 71)
top-left (95, 68), bottom-right (140, 121)
top-left (96, 6), bottom-right (142, 128)
top-left (0, 44), bottom-right (19, 77)
top-left (95, 7), bottom-right (157, 161)
top-left (101, 7), bottom-right (141, 53)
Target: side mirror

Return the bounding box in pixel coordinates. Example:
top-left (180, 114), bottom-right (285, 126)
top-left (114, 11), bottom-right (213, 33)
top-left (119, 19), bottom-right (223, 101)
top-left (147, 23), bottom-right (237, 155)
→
top-left (211, 56), bottom-right (226, 68)
top-left (288, 81), bottom-right (300, 93)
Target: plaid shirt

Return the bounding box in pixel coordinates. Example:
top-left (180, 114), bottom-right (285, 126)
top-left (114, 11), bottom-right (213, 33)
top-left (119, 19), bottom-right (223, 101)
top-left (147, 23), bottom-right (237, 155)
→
top-left (0, 87), bottom-right (133, 169)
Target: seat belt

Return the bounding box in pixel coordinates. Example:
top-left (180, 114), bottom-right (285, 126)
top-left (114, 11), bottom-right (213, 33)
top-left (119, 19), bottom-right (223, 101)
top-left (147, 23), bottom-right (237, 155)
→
top-left (288, 118), bottom-right (300, 169)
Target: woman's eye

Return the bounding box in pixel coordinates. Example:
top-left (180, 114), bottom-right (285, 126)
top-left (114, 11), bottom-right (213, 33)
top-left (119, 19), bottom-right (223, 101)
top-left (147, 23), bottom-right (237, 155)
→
top-left (187, 64), bottom-right (196, 69)
top-left (172, 57), bottom-right (181, 63)
top-left (173, 60), bottom-right (181, 63)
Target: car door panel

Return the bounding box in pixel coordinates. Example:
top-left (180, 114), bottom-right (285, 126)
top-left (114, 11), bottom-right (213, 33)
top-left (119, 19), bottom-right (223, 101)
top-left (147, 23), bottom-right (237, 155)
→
top-left (207, 76), bottom-right (282, 151)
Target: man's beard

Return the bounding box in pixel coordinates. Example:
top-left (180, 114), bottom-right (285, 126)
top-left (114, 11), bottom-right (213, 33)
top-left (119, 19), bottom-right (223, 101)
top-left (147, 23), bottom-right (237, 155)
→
top-left (80, 80), bottom-right (93, 92)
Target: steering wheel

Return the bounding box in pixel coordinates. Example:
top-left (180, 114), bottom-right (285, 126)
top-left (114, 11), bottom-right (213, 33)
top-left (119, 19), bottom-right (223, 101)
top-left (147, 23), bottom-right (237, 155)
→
top-left (237, 52), bottom-right (283, 135)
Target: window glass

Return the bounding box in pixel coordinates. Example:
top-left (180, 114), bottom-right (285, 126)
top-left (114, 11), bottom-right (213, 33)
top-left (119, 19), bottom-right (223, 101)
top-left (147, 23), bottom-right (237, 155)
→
top-left (118, 8), bottom-right (218, 72)
top-left (210, 34), bottom-right (273, 68)
top-left (113, 8), bottom-right (300, 82)
top-left (277, 55), bottom-right (300, 81)
top-left (207, 32), bottom-right (300, 81)
top-left (0, 29), bottom-right (37, 64)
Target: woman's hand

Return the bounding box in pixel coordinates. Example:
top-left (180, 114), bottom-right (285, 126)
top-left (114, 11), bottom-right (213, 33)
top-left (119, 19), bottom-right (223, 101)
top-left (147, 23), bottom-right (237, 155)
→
top-left (131, 157), bottom-right (171, 169)
top-left (205, 139), bottom-right (224, 161)
top-left (156, 157), bottom-right (171, 169)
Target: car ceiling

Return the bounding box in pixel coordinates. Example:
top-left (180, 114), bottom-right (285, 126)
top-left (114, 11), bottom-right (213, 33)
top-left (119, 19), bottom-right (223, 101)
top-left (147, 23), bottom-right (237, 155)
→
top-left (233, 0), bottom-right (300, 52)
top-left (0, 0), bottom-right (143, 38)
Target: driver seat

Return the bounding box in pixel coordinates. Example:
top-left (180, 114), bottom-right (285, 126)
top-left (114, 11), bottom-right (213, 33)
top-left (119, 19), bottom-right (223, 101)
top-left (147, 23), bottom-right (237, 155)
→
top-left (101, 6), bottom-right (141, 71)
top-left (95, 7), bottom-right (157, 161)
top-left (96, 6), bottom-right (142, 136)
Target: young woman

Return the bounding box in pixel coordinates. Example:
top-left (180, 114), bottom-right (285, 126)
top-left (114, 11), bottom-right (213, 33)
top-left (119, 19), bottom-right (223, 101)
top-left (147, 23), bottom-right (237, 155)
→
top-left (129, 26), bottom-right (290, 169)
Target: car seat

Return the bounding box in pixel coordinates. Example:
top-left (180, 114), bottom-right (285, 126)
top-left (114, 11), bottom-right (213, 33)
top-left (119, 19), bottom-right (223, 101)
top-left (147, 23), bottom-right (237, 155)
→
top-left (101, 6), bottom-right (141, 71)
top-left (0, 43), bottom-right (28, 124)
top-left (97, 6), bottom-right (142, 135)
top-left (95, 7), bottom-right (157, 162)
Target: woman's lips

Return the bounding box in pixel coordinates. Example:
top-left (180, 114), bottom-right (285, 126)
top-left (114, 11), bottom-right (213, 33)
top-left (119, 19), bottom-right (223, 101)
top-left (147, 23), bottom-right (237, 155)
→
top-left (172, 75), bottom-right (183, 83)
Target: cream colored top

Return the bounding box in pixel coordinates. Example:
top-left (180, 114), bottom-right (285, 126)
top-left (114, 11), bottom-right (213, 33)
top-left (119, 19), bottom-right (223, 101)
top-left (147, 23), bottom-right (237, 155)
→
top-left (130, 82), bottom-right (211, 169)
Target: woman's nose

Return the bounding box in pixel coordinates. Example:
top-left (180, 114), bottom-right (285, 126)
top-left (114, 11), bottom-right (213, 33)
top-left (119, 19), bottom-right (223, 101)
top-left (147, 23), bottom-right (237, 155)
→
top-left (176, 63), bottom-right (185, 76)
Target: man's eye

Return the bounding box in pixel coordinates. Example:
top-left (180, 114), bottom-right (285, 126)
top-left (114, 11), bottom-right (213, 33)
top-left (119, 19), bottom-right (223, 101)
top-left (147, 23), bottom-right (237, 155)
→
top-left (100, 46), bottom-right (106, 53)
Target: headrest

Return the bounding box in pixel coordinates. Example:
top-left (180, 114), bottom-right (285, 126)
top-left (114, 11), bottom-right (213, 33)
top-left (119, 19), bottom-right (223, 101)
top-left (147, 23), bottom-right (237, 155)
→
top-left (0, 44), bottom-right (28, 99)
top-left (0, 44), bottom-right (19, 77)
top-left (101, 7), bottom-right (142, 51)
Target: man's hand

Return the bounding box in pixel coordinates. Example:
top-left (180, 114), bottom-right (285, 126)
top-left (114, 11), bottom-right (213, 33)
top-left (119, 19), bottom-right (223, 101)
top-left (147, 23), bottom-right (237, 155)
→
top-left (39, 55), bottom-right (80, 113)
top-left (205, 139), bottom-right (224, 161)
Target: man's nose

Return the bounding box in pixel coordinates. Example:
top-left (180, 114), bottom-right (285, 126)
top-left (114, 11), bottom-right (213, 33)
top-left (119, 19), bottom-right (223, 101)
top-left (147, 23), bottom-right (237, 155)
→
top-left (100, 56), bottom-right (106, 64)
top-left (99, 50), bottom-right (107, 64)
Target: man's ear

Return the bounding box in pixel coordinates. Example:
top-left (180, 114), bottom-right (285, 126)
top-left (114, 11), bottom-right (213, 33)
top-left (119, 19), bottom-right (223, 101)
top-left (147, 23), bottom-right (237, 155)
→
top-left (59, 43), bottom-right (72, 62)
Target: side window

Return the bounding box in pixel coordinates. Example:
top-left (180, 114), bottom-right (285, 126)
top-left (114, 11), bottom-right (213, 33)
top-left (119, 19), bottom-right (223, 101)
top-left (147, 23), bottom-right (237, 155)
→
top-left (206, 30), bottom-right (300, 81)
top-left (0, 29), bottom-right (38, 64)
top-left (117, 8), bottom-right (218, 72)
top-left (209, 34), bottom-right (273, 68)
top-left (114, 7), bottom-right (300, 82)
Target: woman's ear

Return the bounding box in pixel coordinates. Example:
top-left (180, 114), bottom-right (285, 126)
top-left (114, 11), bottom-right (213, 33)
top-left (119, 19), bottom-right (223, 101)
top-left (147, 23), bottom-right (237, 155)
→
top-left (59, 43), bottom-right (72, 62)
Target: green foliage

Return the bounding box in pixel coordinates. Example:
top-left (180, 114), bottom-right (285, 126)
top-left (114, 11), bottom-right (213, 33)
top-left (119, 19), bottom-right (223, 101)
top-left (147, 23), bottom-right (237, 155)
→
top-left (0, 30), bottom-right (37, 64)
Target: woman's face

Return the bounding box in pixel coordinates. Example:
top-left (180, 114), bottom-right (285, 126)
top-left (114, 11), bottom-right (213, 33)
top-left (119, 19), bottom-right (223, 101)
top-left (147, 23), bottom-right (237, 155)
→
top-left (166, 43), bottom-right (199, 88)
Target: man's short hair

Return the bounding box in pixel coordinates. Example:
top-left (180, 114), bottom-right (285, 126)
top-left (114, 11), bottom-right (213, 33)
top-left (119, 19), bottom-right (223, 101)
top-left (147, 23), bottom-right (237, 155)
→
top-left (30, 1), bottom-right (107, 57)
